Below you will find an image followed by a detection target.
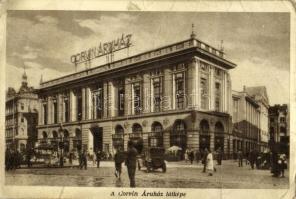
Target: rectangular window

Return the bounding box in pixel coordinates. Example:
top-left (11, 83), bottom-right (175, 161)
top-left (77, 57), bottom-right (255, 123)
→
top-left (93, 85), bottom-right (104, 119)
top-left (43, 103), bottom-right (48, 125)
top-left (53, 101), bottom-right (58, 123)
top-left (153, 77), bottom-right (162, 112)
top-left (175, 73), bottom-right (185, 109)
top-left (280, 117), bottom-right (286, 123)
top-left (133, 83), bottom-right (142, 115)
top-left (21, 118), bottom-right (24, 123)
top-left (21, 103), bottom-right (24, 110)
top-left (118, 80), bottom-right (125, 116)
top-left (215, 82), bottom-right (221, 111)
top-left (200, 78), bottom-right (208, 109)
top-left (64, 98), bottom-right (69, 122)
top-left (76, 90), bottom-right (82, 121)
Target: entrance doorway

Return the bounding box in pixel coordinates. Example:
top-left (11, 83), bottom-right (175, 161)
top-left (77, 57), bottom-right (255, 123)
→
top-left (91, 127), bottom-right (103, 153)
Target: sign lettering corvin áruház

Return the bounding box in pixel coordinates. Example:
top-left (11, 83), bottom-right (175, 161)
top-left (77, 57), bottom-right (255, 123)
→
top-left (71, 34), bottom-right (132, 64)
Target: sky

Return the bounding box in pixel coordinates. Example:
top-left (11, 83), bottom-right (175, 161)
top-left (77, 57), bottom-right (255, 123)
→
top-left (6, 11), bottom-right (290, 105)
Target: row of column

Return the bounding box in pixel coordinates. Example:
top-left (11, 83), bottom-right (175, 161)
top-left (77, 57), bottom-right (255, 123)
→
top-left (39, 57), bottom-right (232, 125)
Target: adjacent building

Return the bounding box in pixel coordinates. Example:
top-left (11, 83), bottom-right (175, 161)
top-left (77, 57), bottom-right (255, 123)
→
top-left (232, 86), bottom-right (269, 154)
top-left (5, 71), bottom-right (39, 151)
top-left (269, 104), bottom-right (289, 155)
top-left (36, 32), bottom-right (236, 158)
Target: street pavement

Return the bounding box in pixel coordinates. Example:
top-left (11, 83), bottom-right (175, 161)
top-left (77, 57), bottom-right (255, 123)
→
top-left (5, 160), bottom-right (289, 189)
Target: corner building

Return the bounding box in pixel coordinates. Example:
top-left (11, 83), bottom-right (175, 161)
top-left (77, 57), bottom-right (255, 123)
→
top-left (37, 34), bottom-right (236, 158)
top-left (5, 72), bottom-right (39, 151)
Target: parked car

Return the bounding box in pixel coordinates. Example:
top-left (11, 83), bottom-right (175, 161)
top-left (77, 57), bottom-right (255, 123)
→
top-left (138, 147), bottom-right (166, 173)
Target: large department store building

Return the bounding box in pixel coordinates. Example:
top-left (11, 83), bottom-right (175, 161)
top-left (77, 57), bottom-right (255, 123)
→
top-left (36, 32), bottom-right (236, 157)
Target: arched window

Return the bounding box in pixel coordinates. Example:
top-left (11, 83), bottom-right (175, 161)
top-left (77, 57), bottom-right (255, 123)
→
top-left (52, 131), bottom-right (58, 139)
top-left (132, 123), bottom-right (142, 134)
top-left (42, 131), bottom-right (48, 139)
top-left (50, 131), bottom-right (59, 150)
top-left (73, 128), bottom-right (82, 151)
top-left (214, 122), bottom-right (224, 151)
top-left (170, 120), bottom-right (187, 152)
top-left (199, 120), bottom-right (210, 151)
top-left (75, 128), bottom-right (82, 139)
top-left (131, 123), bottom-right (143, 154)
top-left (63, 130), bottom-right (69, 138)
top-left (150, 122), bottom-right (163, 147)
top-left (200, 120), bottom-right (210, 132)
top-left (115, 125), bottom-right (124, 134)
top-left (63, 129), bottom-right (70, 153)
top-left (113, 125), bottom-right (124, 150)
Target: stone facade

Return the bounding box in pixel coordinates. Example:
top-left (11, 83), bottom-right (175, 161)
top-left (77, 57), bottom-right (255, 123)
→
top-left (5, 72), bottom-right (39, 151)
top-left (36, 35), bottom-right (236, 158)
top-left (269, 104), bottom-right (289, 155)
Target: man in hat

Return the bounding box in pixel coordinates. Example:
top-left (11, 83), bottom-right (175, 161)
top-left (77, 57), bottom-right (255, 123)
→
top-left (125, 140), bottom-right (138, 187)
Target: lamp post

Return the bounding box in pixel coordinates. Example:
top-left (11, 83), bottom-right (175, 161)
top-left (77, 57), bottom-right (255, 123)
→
top-left (58, 124), bottom-right (64, 167)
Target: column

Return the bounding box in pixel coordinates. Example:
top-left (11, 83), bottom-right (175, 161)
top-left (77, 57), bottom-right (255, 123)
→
top-left (113, 82), bottom-right (119, 117)
top-left (163, 67), bottom-right (173, 111)
top-left (39, 100), bottom-right (43, 125)
top-left (47, 97), bottom-right (52, 124)
top-left (124, 79), bottom-right (132, 116)
top-left (82, 88), bottom-right (86, 120)
top-left (57, 94), bottom-right (63, 123)
top-left (209, 66), bottom-right (215, 111)
top-left (142, 73), bottom-right (151, 113)
top-left (227, 73), bottom-right (232, 114)
top-left (187, 57), bottom-right (199, 109)
top-left (108, 81), bottom-right (116, 117)
top-left (103, 82), bottom-right (108, 118)
top-left (86, 87), bottom-right (92, 120)
top-left (70, 90), bottom-right (76, 122)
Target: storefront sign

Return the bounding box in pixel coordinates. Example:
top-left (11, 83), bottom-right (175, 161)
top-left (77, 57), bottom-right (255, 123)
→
top-left (71, 34), bottom-right (132, 64)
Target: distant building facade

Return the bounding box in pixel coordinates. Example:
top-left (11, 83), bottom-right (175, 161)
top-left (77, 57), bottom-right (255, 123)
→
top-left (36, 33), bottom-right (236, 158)
top-left (269, 104), bottom-right (289, 154)
top-left (5, 71), bottom-right (39, 151)
top-left (232, 86), bottom-right (269, 154)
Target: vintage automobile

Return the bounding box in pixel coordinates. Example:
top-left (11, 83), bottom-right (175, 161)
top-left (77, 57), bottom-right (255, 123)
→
top-left (137, 147), bottom-right (166, 173)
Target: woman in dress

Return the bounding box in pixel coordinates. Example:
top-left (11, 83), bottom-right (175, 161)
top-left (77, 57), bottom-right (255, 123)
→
top-left (207, 149), bottom-right (214, 176)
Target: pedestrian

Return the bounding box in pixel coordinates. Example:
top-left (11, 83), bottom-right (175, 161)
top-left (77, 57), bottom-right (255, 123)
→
top-left (125, 140), bottom-right (138, 187)
top-left (82, 150), bottom-right (88, 170)
top-left (238, 150), bottom-right (243, 167)
top-left (78, 150), bottom-right (83, 169)
top-left (26, 148), bottom-right (32, 168)
top-left (59, 151), bottom-right (64, 168)
top-left (195, 150), bottom-right (200, 164)
top-left (279, 153), bottom-right (287, 178)
top-left (249, 150), bottom-right (256, 169)
top-left (185, 149), bottom-right (189, 163)
top-left (96, 150), bottom-right (102, 168)
top-left (114, 148), bottom-right (124, 179)
top-left (202, 148), bottom-right (209, 172)
top-left (206, 149), bottom-right (214, 176)
top-left (271, 151), bottom-right (280, 177)
top-left (216, 147), bottom-right (223, 165)
top-left (69, 150), bottom-right (74, 165)
top-left (189, 149), bottom-right (194, 164)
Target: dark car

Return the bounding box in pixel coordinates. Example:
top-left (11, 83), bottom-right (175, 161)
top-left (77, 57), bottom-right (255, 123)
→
top-left (138, 147), bottom-right (166, 173)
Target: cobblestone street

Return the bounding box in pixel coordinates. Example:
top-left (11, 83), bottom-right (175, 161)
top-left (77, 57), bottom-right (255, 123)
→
top-left (5, 160), bottom-right (289, 189)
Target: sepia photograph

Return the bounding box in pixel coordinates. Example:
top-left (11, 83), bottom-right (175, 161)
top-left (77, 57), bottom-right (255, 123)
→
top-left (1, 1), bottom-right (295, 198)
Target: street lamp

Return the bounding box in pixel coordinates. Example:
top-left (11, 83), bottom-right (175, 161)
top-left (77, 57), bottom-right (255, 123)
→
top-left (58, 124), bottom-right (64, 167)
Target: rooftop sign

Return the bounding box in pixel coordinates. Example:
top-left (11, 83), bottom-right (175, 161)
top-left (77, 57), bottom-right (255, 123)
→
top-left (71, 34), bottom-right (132, 65)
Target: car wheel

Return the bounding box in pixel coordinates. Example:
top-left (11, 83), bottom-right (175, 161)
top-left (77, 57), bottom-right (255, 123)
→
top-left (162, 163), bottom-right (166, 173)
